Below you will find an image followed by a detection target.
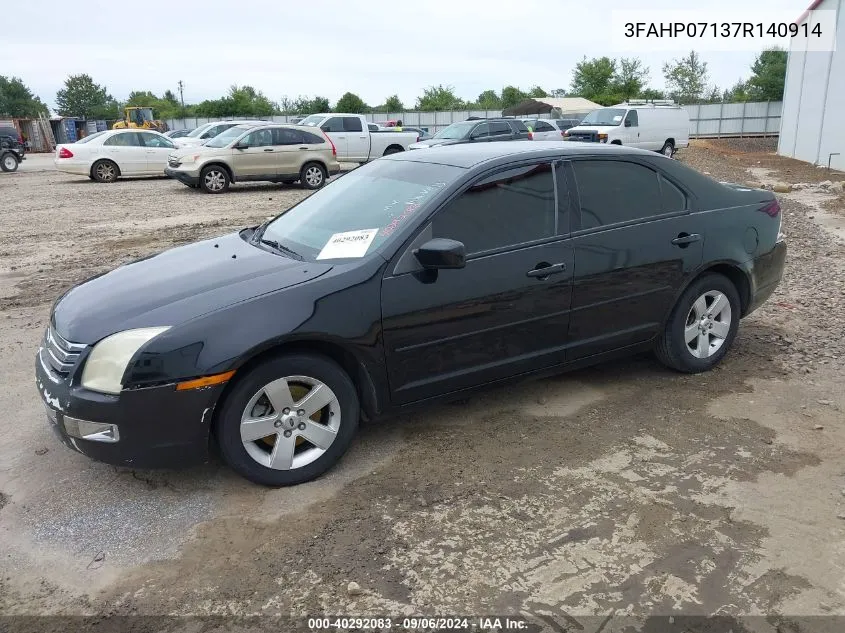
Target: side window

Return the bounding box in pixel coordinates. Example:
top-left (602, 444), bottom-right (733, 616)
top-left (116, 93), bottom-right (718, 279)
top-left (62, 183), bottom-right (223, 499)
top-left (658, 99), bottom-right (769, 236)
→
top-left (343, 117), bottom-right (363, 132)
top-left (470, 123), bottom-right (489, 139)
top-left (201, 125), bottom-right (222, 139)
top-left (489, 121), bottom-right (511, 136)
top-left (572, 160), bottom-right (663, 230)
top-left (624, 110), bottom-right (638, 127)
top-left (368, 123), bottom-right (379, 131)
top-left (243, 129), bottom-right (274, 147)
top-left (432, 163), bottom-right (556, 254)
top-left (535, 121), bottom-right (555, 132)
top-left (300, 131), bottom-right (327, 144)
top-left (139, 133), bottom-right (174, 148)
top-left (104, 132), bottom-right (141, 147)
top-left (321, 117), bottom-right (345, 133)
top-left (274, 128), bottom-right (303, 145)
top-left (511, 120), bottom-right (529, 133)
top-left (660, 175), bottom-right (687, 212)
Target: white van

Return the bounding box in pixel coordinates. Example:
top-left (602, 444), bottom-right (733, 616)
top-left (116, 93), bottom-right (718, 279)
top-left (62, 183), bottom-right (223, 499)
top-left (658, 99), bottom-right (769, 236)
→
top-left (564, 100), bottom-right (689, 157)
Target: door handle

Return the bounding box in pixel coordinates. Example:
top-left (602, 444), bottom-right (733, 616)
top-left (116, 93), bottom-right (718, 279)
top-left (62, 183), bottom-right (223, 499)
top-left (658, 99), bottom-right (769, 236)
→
top-left (671, 233), bottom-right (701, 247)
top-left (263, 148), bottom-right (274, 152)
top-left (298, 146), bottom-right (309, 150)
top-left (526, 262), bottom-right (567, 278)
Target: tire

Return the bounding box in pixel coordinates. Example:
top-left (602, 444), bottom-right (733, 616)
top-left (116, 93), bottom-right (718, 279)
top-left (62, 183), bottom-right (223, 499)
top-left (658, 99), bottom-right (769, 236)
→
top-left (655, 273), bottom-right (741, 373)
top-left (215, 353), bottom-right (360, 486)
top-left (91, 159), bottom-right (119, 183)
top-left (660, 141), bottom-right (675, 158)
top-left (200, 165), bottom-right (230, 193)
top-left (1, 153), bottom-right (19, 172)
top-left (300, 162), bottom-right (327, 190)
top-left (383, 146), bottom-right (403, 156)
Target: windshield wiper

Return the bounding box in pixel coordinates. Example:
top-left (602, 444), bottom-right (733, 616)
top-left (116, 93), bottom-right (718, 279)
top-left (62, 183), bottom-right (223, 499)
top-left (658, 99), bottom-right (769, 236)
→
top-left (259, 238), bottom-right (304, 261)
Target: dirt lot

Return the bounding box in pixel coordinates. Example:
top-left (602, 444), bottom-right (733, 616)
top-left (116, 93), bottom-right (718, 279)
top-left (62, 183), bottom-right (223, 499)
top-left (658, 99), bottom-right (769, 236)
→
top-left (1, 141), bottom-right (844, 632)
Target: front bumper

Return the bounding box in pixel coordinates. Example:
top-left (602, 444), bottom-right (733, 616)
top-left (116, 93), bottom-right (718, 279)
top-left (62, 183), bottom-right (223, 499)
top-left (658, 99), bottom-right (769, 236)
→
top-left (746, 238), bottom-right (787, 316)
top-left (165, 167), bottom-right (200, 187)
top-left (35, 351), bottom-right (225, 468)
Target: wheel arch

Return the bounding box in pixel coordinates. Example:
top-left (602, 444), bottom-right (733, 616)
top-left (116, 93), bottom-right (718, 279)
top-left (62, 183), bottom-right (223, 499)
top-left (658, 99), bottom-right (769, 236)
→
top-left (212, 337), bottom-right (382, 433)
top-left (200, 161), bottom-right (234, 182)
top-left (664, 261), bottom-right (753, 328)
top-left (383, 144), bottom-right (405, 155)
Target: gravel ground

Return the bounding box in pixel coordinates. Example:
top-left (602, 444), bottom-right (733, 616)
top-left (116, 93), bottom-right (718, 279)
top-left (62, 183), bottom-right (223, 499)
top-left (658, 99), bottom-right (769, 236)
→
top-left (1, 145), bottom-right (844, 632)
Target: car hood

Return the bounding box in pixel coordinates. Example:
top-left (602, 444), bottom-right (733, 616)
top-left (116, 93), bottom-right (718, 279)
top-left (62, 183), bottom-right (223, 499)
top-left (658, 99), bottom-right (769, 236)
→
top-left (171, 144), bottom-right (228, 159)
top-left (53, 231), bottom-right (332, 344)
top-left (409, 138), bottom-right (460, 149)
top-left (568, 125), bottom-right (619, 133)
top-left (174, 137), bottom-right (205, 147)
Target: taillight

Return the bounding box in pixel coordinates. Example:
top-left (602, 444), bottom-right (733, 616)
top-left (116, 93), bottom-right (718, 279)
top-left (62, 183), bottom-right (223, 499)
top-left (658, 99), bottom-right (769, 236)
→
top-left (759, 199), bottom-right (781, 217)
top-left (58, 147), bottom-right (74, 159)
top-left (416, 135), bottom-right (420, 143)
top-left (527, 131), bottom-right (534, 140)
top-left (322, 132), bottom-right (336, 157)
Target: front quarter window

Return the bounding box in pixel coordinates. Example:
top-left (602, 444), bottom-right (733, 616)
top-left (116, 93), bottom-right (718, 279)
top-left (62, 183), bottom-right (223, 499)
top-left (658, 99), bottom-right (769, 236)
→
top-left (258, 161), bottom-right (464, 261)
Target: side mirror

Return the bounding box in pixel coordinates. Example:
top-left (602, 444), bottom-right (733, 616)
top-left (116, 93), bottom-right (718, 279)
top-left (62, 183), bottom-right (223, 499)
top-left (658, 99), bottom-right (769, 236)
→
top-left (234, 141), bottom-right (249, 150)
top-left (414, 238), bottom-right (465, 270)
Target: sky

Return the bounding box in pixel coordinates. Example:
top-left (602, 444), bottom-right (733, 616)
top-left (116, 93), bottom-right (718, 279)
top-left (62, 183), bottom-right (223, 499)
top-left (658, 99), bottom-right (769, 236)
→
top-left (4, 0), bottom-right (810, 111)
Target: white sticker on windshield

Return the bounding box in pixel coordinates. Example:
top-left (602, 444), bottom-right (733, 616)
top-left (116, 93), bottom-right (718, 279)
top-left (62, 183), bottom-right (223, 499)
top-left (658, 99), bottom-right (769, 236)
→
top-left (317, 229), bottom-right (378, 260)
top-left (612, 115), bottom-right (623, 122)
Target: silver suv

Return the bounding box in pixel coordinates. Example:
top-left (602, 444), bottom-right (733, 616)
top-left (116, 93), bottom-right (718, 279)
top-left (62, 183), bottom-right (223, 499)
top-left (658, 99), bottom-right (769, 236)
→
top-left (165, 123), bottom-right (341, 193)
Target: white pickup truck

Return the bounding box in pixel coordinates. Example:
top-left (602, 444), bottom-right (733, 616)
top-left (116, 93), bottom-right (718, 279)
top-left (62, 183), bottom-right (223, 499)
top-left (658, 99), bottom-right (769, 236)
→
top-left (298, 113), bottom-right (419, 163)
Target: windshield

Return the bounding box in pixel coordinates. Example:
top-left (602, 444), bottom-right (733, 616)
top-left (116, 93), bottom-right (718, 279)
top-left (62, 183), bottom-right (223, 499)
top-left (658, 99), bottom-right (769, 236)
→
top-left (75, 131), bottom-right (107, 144)
top-left (205, 125), bottom-right (251, 148)
top-left (186, 123), bottom-right (214, 138)
top-left (298, 115), bottom-right (325, 127)
top-left (433, 121), bottom-right (475, 140)
top-left (580, 108), bottom-right (626, 127)
top-left (259, 160), bottom-right (464, 261)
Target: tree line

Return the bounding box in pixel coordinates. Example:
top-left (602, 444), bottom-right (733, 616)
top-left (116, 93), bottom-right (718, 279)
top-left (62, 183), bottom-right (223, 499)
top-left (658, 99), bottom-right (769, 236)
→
top-left (0, 49), bottom-right (786, 120)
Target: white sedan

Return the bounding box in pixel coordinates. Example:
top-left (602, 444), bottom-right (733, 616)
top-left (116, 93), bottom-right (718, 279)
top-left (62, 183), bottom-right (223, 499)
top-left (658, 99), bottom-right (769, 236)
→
top-left (54, 129), bottom-right (176, 182)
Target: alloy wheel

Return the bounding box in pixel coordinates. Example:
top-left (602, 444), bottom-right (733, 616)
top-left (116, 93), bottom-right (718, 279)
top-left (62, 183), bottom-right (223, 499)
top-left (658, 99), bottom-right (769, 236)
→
top-left (240, 375), bottom-right (341, 470)
top-left (204, 170), bottom-right (226, 192)
top-left (684, 290), bottom-right (732, 359)
top-left (96, 162), bottom-right (115, 180)
top-left (304, 166), bottom-right (323, 187)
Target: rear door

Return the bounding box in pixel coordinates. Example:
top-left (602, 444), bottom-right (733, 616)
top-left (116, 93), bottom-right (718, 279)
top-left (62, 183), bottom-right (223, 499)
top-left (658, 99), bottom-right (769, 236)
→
top-left (138, 132), bottom-right (176, 173)
top-left (231, 128), bottom-right (275, 178)
top-left (319, 117), bottom-right (348, 160)
top-left (566, 157), bottom-right (704, 360)
top-left (342, 116), bottom-right (369, 161)
top-left (273, 127), bottom-right (307, 178)
top-left (381, 161), bottom-right (575, 404)
top-left (102, 132), bottom-right (146, 174)
top-left (488, 120), bottom-right (514, 141)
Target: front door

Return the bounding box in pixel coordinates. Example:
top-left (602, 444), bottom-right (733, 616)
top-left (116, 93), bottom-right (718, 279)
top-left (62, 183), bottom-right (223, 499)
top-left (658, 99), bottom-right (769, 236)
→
top-left (231, 128), bottom-right (276, 178)
top-left (138, 132), bottom-right (175, 174)
top-left (320, 117), bottom-right (348, 161)
top-left (622, 109), bottom-right (642, 147)
top-left (566, 157), bottom-right (704, 360)
top-left (381, 161), bottom-right (574, 405)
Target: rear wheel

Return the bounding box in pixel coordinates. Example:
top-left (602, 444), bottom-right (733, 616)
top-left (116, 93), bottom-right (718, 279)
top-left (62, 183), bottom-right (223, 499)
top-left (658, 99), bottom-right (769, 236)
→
top-left (1, 153), bottom-right (19, 172)
top-left (91, 159), bottom-right (118, 183)
top-left (383, 146), bottom-right (403, 156)
top-left (200, 165), bottom-right (230, 193)
top-left (300, 162), bottom-right (326, 189)
top-left (660, 141), bottom-right (675, 157)
top-left (655, 273), bottom-right (740, 373)
top-left (215, 354), bottom-right (359, 486)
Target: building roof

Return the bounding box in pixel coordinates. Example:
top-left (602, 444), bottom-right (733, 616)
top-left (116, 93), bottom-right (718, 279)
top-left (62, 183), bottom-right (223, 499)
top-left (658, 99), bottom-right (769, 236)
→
top-left (384, 140), bottom-right (655, 169)
top-left (796, 0), bottom-right (826, 24)
top-left (502, 97), bottom-right (603, 117)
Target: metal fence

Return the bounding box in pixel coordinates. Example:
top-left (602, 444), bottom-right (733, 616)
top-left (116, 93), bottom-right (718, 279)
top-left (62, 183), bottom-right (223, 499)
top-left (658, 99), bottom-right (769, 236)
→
top-left (163, 101), bottom-right (783, 139)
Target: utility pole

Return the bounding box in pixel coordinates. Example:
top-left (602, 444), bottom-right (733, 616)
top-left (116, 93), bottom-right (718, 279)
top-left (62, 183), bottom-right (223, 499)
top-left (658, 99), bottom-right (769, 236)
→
top-left (178, 80), bottom-right (185, 115)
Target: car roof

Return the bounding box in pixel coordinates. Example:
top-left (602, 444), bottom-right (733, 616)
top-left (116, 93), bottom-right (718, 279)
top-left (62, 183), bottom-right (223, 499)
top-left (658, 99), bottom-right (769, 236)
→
top-left (385, 140), bottom-right (661, 169)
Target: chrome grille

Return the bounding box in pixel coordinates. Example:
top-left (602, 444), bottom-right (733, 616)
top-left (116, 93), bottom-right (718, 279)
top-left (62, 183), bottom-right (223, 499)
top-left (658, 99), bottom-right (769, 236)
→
top-left (41, 326), bottom-right (87, 379)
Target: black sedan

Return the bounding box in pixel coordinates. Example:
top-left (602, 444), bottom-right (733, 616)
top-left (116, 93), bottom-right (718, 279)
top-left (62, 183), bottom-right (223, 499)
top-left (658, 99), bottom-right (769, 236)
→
top-left (35, 142), bottom-right (786, 486)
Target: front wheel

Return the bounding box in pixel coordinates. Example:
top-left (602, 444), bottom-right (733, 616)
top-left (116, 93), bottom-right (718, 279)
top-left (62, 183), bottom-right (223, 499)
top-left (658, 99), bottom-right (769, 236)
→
top-left (215, 354), bottom-right (360, 486)
top-left (655, 273), bottom-right (740, 373)
top-left (1, 153), bottom-right (19, 172)
top-left (300, 162), bottom-right (327, 190)
top-left (200, 165), bottom-right (230, 193)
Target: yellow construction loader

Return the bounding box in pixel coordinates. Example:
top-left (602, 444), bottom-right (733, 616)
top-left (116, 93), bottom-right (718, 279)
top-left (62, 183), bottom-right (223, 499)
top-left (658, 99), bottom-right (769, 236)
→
top-left (112, 107), bottom-right (168, 133)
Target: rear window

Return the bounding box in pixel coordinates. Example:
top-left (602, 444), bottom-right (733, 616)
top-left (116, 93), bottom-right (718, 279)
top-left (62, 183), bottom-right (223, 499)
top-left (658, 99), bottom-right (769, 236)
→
top-left (75, 131), bottom-right (107, 144)
top-left (489, 121), bottom-right (510, 136)
top-left (300, 131), bottom-right (326, 144)
top-left (511, 120), bottom-right (529, 132)
top-left (343, 117), bottom-right (363, 132)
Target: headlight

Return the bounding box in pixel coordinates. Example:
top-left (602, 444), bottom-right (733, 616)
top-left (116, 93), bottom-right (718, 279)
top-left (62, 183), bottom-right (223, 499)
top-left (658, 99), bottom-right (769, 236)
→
top-left (81, 327), bottom-right (170, 394)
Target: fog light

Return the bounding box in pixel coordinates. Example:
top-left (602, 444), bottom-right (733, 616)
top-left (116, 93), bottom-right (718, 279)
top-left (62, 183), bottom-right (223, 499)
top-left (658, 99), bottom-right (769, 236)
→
top-left (63, 416), bottom-right (120, 443)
